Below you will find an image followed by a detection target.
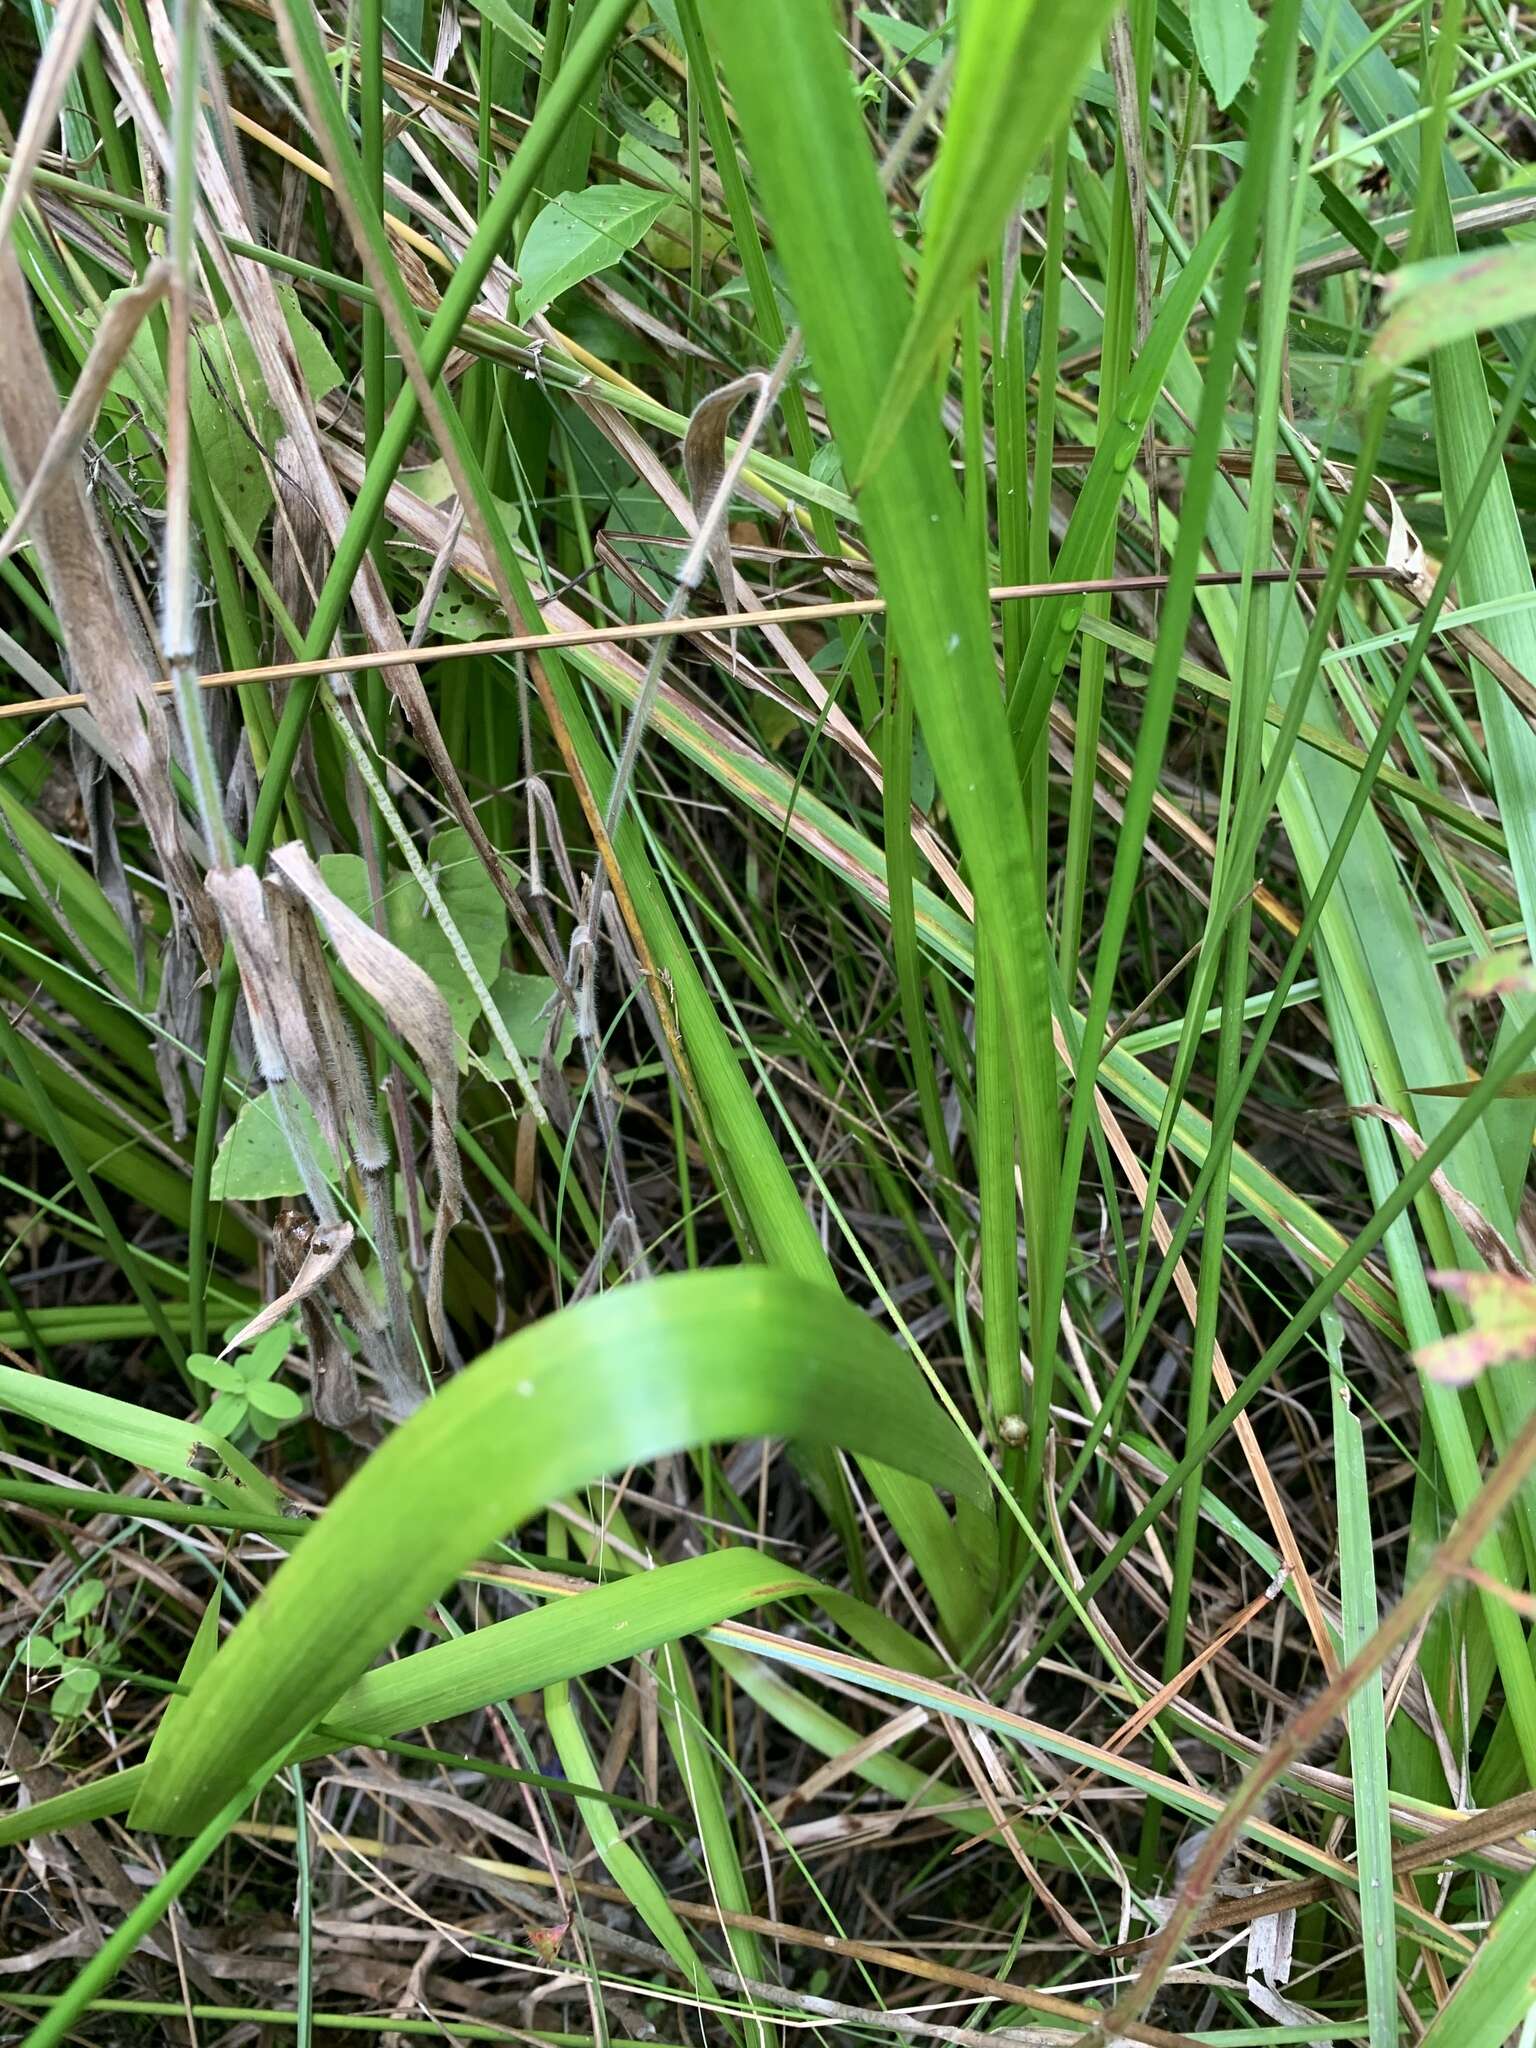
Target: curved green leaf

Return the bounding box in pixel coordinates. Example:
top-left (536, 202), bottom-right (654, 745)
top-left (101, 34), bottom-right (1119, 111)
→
top-left (0, 1545), bottom-right (931, 1854)
top-left (129, 1267), bottom-right (984, 1834)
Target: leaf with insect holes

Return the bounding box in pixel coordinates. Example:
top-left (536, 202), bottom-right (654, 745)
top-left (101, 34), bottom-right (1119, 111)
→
top-left (106, 283), bottom-right (341, 545)
top-left (517, 186), bottom-right (673, 320)
top-left (1190, 0), bottom-right (1260, 111)
top-left (1419, 1271), bottom-right (1536, 1385)
top-left (1362, 247), bottom-right (1536, 398)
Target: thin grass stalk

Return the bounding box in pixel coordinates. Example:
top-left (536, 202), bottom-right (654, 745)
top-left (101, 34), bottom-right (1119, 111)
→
top-left (1037, 0), bottom-right (1301, 1549)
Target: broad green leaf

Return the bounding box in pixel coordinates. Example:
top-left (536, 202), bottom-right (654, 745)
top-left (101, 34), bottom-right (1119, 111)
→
top-left (202, 1394), bottom-right (248, 1441)
top-left (209, 1090), bottom-right (341, 1202)
top-left (482, 969), bottom-right (574, 1074)
top-left (1363, 247), bottom-right (1536, 397)
top-left (858, 0), bottom-right (1117, 483)
top-left (54, 1664), bottom-right (99, 1716)
top-left (615, 100), bottom-right (730, 270)
top-left (1190, 0), bottom-right (1260, 111)
top-left (128, 1267), bottom-right (985, 1833)
top-left (320, 827), bottom-right (506, 1053)
top-left (516, 185), bottom-right (672, 320)
top-left (65, 1579), bottom-right (104, 1625)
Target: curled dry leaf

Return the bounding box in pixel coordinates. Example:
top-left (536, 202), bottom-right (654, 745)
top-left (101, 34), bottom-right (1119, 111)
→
top-left (273, 1208), bottom-right (365, 1431)
top-left (1419, 1271), bottom-right (1536, 1386)
top-left (205, 867), bottom-right (327, 1103)
top-left (0, 249), bottom-right (214, 964)
top-left (270, 842), bottom-right (462, 1359)
top-left (223, 1220), bottom-right (354, 1356)
top-left (209, 863), bottom-right (421, 1414)
top-left (682, 370), bottom-right (769, 608)
top-left (1345, 1103), bottom-right (1529, 1279)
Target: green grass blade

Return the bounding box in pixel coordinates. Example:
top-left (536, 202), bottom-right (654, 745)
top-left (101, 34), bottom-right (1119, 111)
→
top-left (700, 0), bottom-right (1062, 1504)
top-left (127, 1267), bottom-right (984, 1833)
top-left (860, 0), bottom-right (1117, 483)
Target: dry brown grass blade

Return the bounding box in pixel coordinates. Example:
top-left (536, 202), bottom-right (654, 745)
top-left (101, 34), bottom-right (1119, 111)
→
top-left (1093, 1397), bottom-right (1536, 2045)
top-left (0, 565), bottom-right (1399, 721)
top-left (271, 841), bottom-right (462, 1363)
top-left (0, 264), bottom-right (168, 567)
top-left (0, 245), bottom-right (213, 964)
top-left (682, 371), bottom-right (769, 610)
top-left (0, 0), bottom-right (98, 257)
top-left (1344, 1103), bottom-right (1529, 1278)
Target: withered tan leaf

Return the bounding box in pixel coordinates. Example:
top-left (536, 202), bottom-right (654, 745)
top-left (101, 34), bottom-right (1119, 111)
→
top-left (222, 1220), bottom-right (354, 1356)
top-left (0, 248), bottom-right (214, 963)
top-left (205, 866), bottom-right (327, 1102)
top-left (682, 370), bottom-right (769, 608)
top-left (0, 0), bottom-right (99, 259)
top-left (270, 841), bottom-right (462, 1357)
top-left (0, 265), bottom-right (171, 566)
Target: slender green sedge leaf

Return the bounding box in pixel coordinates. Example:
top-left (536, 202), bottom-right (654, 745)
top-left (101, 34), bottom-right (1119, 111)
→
top-left (859, 0), bottom-right (1118, 484)
top-left (128, 1268), bottom-right (984, 1834)
top-left (0, 1362), bottom-right (279, 1514)
top-left (1416, 1863), bottom-right (1536, 2048)
top-left (700, 0), bottom-right (1062, 1501)
top-left (542, 1679), bottom-right (716, 2000)
top-left (1328, 1315), bottom-right (1396, 2047)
